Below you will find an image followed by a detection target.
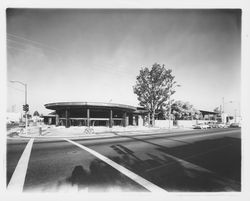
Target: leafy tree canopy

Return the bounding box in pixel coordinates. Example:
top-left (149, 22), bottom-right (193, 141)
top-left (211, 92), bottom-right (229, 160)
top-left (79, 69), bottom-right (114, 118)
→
top-left (33, 111), bottom-right (40, 116)
top-left (213, 107), bottom-right (221, 113)
top-left (171, 100), bottom-right (201, 120)
top-left (133, 63), bottom-right (178, 126)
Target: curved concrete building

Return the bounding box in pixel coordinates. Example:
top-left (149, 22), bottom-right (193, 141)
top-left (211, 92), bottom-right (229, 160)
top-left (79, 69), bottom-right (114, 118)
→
top-left (44, 102), bottom-right (141, 128)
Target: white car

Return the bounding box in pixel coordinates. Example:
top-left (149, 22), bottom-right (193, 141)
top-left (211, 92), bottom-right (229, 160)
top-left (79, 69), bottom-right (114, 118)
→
top-left (193, 123), bottom-right (210, 129)
top-left (216, 123), bottom-right (228, 128)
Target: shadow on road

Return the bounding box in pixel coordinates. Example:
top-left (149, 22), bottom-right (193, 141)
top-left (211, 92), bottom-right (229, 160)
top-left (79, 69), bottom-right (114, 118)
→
top-left (21, 131), bottom-right (241, 192)
top-left (108, 132), bottom-right (241, 192)
top-left (157, 137), bottom-right (241, 181)
top-left (63, 160), bottom-right (147, 192)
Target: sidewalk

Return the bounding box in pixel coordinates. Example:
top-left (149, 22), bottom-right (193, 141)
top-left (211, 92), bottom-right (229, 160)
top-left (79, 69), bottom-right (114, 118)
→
top-left (13, 125), bottom-right (193, 140)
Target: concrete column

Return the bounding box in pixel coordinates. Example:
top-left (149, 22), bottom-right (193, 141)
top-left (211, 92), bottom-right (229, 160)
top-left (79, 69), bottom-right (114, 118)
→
top-left (87, 108), bottom-right (90, 127)
top-left (65, 109), bottom-right (69, 128)
top-left (138, 115), bottom-right (143, 127)
top-left (109, 109), bottom-right (113, 128)
top-left (48, 118), bottom-right (52, 125)
top-left (133, 116), bottom-right (136, 126)
top-left (135, 115), bottom-right (138, 126)
top-left (123, 112), bottom-right (127, 127)
top-left (148, 113), bottom-right (150, 126)
top-left (129, 114), bottom-right (133, 125)
top-left (55, 114), bottom-right (59, 126)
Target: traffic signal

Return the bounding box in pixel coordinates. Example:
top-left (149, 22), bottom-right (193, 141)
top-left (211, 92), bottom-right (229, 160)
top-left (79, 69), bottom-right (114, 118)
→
top-left (23, 104), bottom-right (29, 112)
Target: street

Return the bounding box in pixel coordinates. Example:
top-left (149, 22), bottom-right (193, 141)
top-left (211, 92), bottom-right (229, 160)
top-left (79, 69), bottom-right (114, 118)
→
top-left (7, 128), bottom-right (241, 192)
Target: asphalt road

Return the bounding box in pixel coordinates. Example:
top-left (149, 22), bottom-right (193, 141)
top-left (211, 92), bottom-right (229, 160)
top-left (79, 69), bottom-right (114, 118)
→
top-left (7, 128), bottom-right (241, 192)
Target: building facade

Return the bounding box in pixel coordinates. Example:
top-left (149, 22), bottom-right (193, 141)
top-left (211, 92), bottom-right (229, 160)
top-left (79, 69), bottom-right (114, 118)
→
top-left (44, 102), bottom-right (220, 128)
top-left (44, 102), bottom-right (142, 128)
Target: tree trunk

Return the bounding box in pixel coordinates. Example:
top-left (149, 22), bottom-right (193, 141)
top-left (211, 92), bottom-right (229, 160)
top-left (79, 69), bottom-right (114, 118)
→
top-left (147, 113), bottom-right (151, 127)
top-left (152, 110), bottom-right (155, 127)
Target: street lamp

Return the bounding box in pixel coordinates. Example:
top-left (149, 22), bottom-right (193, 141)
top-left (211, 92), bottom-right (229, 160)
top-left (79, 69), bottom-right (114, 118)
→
top-left (228, 101), bottom-right (240, 123)
top-left (168, 84), bottom-right (181, 129)
top-left (10, 80), bottom-right (28, 135)
top-left (222, 98), bottom-right (240, 124)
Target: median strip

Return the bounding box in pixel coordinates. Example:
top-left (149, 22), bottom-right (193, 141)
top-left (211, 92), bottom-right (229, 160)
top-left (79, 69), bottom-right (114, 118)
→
top-left (64, 138), bottom-right (167, 193)
top-left (7, 138), bottom-right (34, 192)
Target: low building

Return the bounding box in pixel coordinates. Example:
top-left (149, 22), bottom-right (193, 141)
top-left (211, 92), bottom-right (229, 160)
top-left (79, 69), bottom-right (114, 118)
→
top-left (221, 113), bottom-right (241, 124)
top-left (44, 101), bottom-right (220, 128)
top-left (6, 112), bottom-right (22, 123)
top-left (199, 110), bottom-right (219, 120)
top-left (44, 102), bottom-right (141, 128)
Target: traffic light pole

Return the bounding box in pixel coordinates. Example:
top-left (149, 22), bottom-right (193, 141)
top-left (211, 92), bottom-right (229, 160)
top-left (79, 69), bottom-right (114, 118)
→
top-left (10, 80), bottom-right (28, 135)
top-left (25, 83), bottom-right (28, 135)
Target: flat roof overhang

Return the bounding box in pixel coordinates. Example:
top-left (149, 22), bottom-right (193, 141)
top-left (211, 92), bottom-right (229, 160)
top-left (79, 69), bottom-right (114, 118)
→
top-left (44, 102), bottom-right (137, 112)
top-left (199, 110), bottom-right (219, 115)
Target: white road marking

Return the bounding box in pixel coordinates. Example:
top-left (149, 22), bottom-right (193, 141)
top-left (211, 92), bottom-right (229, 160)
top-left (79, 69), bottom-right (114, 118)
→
top-left (64, 138), bottom-right (167, 193)
top-left (7, 138), bottom-right (34, 192)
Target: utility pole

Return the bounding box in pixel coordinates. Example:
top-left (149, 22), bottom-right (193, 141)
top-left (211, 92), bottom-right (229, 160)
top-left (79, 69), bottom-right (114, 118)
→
top-left (10, 81), bottom-right (28, 135)
top-left (168, 94), bottom-right (171, 129)
top-left (168, 84), bottom-right (181, 129)
top-left (219, 105), bottom-right (222, 122)
top-left (222, 98), bottom-right (240, 124)
top-left (222, 97), bottom-right (225, 123)
top-left (25, 83), bottom-right (27, 135)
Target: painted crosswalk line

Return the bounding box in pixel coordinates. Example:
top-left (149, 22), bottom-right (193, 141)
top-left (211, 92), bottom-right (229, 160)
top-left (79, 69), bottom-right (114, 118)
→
top-left (8, 138), bottom-right (34, 192)
top-left (64, 138), bottom-right (167, 193)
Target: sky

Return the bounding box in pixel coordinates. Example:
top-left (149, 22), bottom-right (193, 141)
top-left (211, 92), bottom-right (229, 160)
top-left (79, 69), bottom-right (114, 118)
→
top-left (6, 9), bottom-right (241, 115)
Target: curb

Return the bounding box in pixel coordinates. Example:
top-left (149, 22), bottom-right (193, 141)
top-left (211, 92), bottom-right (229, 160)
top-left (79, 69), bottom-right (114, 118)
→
top-left (18, 131), bottom-right (115, 138)
top-left (16, 128), bottom-right (193, 141)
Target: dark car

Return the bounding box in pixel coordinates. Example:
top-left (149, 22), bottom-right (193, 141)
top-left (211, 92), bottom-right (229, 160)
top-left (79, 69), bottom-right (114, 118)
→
top-left (229, 123), bottom-right (241, 128)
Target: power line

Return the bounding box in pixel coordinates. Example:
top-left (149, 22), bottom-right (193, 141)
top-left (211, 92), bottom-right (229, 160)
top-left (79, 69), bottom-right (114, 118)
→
top-left (7, 45), bottom-right (31, 53)
top-left (7, 85), bottom-right (24, 92)
top-left (7, 33), bottom-right (62, 53)
top-left (7, 38), bottom-right (63, 56)
top-left (7, 44), bottom-right (137, 78)
top-left (7, 33), bottom-right (138, 77)
top-left (7, 45), bottom-right (45, 56)
top-left (7, 38), bottom-right (44, 50)
top-left (7, 43), bottom-right (133, 77)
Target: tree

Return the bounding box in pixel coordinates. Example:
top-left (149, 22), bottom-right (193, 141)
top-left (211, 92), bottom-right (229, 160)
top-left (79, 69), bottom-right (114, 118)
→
top-left (214, 107), bottom-right (221, 113)
top-left (213, 107), bottom-right (221, 120)
top-left (133, 63), bottom-right (178, 126)
top-left (33, 111), bottom-right (40, 116)
top-left (171, 101), bottom-right (201, 120)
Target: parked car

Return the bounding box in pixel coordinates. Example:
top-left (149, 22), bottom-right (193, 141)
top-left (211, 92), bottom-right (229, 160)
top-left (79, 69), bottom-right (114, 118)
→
top-left (215, 122), bottom-right (228, 128)
top-left (18, 122), bottom-right (25, 128)
top-left (229, 123), bottom-right (241, 128)
top-left (207, 122), bottom-right (218, 128)
top-left (193, 123), bottom-right (211, 129)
